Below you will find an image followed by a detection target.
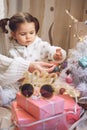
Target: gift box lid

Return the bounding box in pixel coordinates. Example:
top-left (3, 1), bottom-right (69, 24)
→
top-left (16, 92), bottom-right (64, 119)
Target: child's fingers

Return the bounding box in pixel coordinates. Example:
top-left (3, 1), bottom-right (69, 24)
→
top-left (44, 65), bottom-right (56, 73)
top-left (41, 62), bottom-right (54, 67)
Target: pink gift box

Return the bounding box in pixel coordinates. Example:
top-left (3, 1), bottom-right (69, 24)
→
top-left (16, 92), bottom-right (64, 120)
top-left (12, 101), bottom-right (68, 130)
top-left (59, 95), bottom-right (82, 124)
top-left (11, 101), bottom-right (36, 125)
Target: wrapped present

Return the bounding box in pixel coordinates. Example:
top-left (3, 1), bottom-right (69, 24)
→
top-left (16, 92), bottom-right (64, 120)
top-left (11, 101), bottom-right (36, 125)
top-left (59, 95), bottom-right (82, 124)
top-left (12, 101), bottom-right (68, 130)
top-left (79, 56), bottom-right (87, 69)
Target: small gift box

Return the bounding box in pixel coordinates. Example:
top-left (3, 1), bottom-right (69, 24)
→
top-left (59, 95), bottom-right (82, 124)
top-left (16, 92), bottom-right (64, 120)
top-left (79, 56), bottom-right (87, 69)
top-left (12, 101), bottom-right (68, 130)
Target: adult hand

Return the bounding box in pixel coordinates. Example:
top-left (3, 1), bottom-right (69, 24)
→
top-left (28, 61), bottom-right (56, 73)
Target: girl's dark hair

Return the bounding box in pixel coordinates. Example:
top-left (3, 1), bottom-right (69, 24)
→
top-left (0, 12), bottom-right (40, 33)
top-left (0, 18), bottom-right (9, 33)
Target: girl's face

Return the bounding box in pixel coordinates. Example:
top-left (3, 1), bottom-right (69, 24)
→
top-left (11, 22), bottom-right (36, 46)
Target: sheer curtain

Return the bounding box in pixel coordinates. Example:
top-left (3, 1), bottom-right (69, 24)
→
top-left (0, 0), bottom-right (16, 55)
top-left (0, 0), bottom-right (7, 55)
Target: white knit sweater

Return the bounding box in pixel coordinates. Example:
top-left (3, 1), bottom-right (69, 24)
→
top-left (9, 36), bottom-right (66, 62)
top-left (0, 54), bottom-right (30, 86)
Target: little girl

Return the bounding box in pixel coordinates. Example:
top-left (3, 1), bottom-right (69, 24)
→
top-left (0, 12), bottom-right (66, 105)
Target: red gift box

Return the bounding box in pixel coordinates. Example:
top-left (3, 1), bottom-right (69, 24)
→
top-left (12, 101), bottom-right (68, 130)
top-left (16, 92), bottom-right (64, 120)
top-left (59, 95), bottom-right (82, 124)
top-left (11, 101), bottom-right (36, 125)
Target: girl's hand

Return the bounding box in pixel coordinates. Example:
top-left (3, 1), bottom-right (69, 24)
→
top-left (28, 61), bottom-right (56, 73)
top-left (53, 48), bottom-right (62, 61)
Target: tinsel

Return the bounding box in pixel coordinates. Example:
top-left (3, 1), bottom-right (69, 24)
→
top-left (60, 35), bottom-right (87, 96)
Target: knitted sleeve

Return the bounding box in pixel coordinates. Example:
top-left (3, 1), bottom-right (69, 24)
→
top-left (0, 54), bottom-right (30, 85)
